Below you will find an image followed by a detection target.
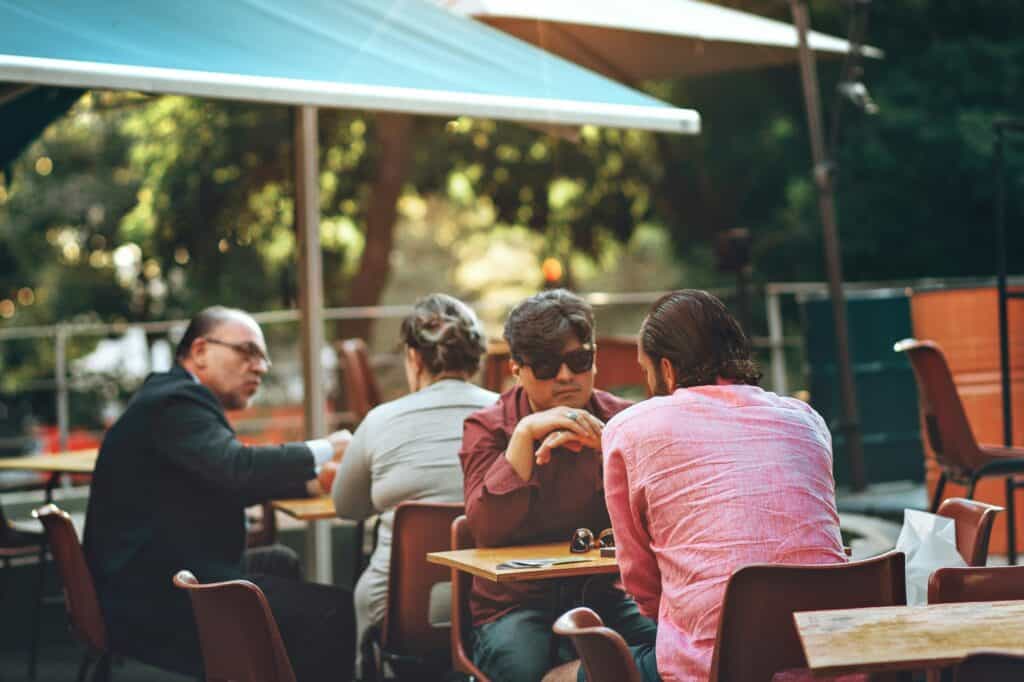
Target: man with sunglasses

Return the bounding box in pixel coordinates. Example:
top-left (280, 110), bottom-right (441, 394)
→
top-left (573, 290), bottom-right (845, 682)
top-left (460, 289), bottom-right (656, 682)
top-left (84, 306), bottom-right (355, 681)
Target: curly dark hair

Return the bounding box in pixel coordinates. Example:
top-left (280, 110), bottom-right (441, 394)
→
top-left (504, 289), bottom-right (594, 365)
top-left (400, 294), bottom-right (487, 376)
top-left (641, 290), bottom-right (761, 388)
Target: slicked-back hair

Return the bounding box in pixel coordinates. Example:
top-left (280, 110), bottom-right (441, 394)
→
top-left (641, 289), bottom-right (761, 388)
top-left (400, 293), bottom-right (487, 376)
top-left (174, 306), bottom-right (251, 362)
top-left (504, 289), bottom-right (594, 365)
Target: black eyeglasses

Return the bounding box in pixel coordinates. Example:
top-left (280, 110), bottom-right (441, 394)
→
top-left (204, 338), bottom-right (272, 368)
top-left (570, 527), bottom-right (614, 553)
top-left (524, 345), bottom-right (595, 380)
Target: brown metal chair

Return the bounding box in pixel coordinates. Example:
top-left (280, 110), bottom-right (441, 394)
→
top-left (953, 652), bottom-right (1024, 681)
top-left (365, 501), bottom-right (465, 681)
top-left (936, 497), bottom-right (1003, 566)
top-left (173, 570), bottom-right (296, 682)
top-left (450, 514), bottom-right (490, 682)
top-left (1, 499), bottom-right (47, 679)
top-left (552, 607), bottom-right (641, 682)
top-left (928, 564), bottom-right (1024, 605)
top-left (928, 566), bottom-right (1024, 682)
top-left (895, 339), bottom-right (1024, 564)
top-left (32, 503), bottom-right (111, 682)
top-left (708, 551), bottom-right (906, 682)
top-left (337, 338), bottom-right (382, 423)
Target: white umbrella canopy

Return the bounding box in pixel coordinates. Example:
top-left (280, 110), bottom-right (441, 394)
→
top-left (442, 0), bottom-right (882, 82)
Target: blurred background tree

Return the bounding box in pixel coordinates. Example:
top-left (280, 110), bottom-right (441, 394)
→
top-left (1, 0), bottom-right (1023, 422)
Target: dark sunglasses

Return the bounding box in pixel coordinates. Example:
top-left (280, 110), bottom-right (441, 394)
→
top-left (570, 527), bottom-right (614, 553)
top-left (204, 337), bottom-right (272, 368)
top-left (524, 345), bottom-right (595, 380)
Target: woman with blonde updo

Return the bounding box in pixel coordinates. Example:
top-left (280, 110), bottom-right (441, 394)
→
top-left (331, 293), bottom-right (497, 673)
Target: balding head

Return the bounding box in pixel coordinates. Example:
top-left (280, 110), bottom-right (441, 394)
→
top-left (176, 306), bottom-right (269, 410)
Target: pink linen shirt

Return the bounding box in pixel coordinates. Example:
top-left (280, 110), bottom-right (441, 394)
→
top-left (603, 384), bottom-right (846, 682)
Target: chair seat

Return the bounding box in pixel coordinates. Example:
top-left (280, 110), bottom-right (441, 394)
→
top-left (979, 444), bottom-right (1024, 459)
top-left (973, 452), bottom-right (1024, 478)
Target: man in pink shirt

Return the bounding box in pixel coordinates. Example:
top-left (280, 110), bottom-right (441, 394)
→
top-left (592, 290), bottom-right (845, 682)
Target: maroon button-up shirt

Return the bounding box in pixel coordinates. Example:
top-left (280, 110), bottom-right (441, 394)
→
top-left (459, 385), bottom-right (632, 625)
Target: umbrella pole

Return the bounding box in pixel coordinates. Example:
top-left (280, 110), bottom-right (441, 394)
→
top-left (294, 104), bottom-right (332, 582)
top-left (789, 0), bottom-right (867, 491)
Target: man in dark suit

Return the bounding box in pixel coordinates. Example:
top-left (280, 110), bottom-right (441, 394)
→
top-left (84, 306), bottom-right (355, 680)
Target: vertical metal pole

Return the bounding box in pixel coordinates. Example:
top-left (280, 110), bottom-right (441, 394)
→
top-left (294, 105), bottom-right (332, 584)
top-left (767, 288), bottom-right (788, 395)
top-left (995, 124), bottom-right (1013, 447)
top-left (54, 324), bottom-right (69, 453)
top-left (790, 0), bottom-right (867, 490)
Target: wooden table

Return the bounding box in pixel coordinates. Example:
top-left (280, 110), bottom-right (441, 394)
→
top-left (427, 542), bottom-right (618, 583)
top-left (0, 449), bottom-right (97, 474)
top-left (271, 496), bottom-right (336, 521)
top-left (795, 599), bottom-right (1024, 676)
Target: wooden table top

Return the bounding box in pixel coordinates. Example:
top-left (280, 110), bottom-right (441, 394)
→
top-left (271, 496), bottom-right (336, 521)
top-left (427, 542), bottom-right (618, 583)
top-left (0, 449), bottom-right (97, 474)
top-left (796, 599), bottom-right (1024, 676)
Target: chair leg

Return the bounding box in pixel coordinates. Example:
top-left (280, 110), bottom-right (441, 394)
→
top-left (1007, 477), bottom-right (1018, 566)
top-left (930, 473), bottom-right (947, 512)
top-left (28, 543), bottom-right (46, 679)
top-left (0, 556), bottom-right (8, 604)
top-left (90, 653), bottom-right (111, 682)
top-left (965, 476), bottom-right (977, 501)
top-left (77, 654), bottom-right (94, 682)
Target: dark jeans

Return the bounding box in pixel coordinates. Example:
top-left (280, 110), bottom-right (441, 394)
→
top-left (472, 581), bottom-right (657, 682)
top-left (251, 573), bottom-right (355, 682)
top-left (109, 545), bottom-right (355, 682)
top-left (578, 643), bottom-right (661, 682)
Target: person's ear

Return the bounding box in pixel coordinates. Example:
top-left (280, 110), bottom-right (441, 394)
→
top-left (191, 338), bottom-right (208, 369)
top-left (407, 346), bottom-right (426, 375)
top-left (659, 357), bottom-right (675, 390)
top-left (509, 358), bottom-right (521, 380)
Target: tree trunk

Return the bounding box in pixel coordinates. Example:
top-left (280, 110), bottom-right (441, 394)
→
top-left (334, 113), bottom-right (414, 342)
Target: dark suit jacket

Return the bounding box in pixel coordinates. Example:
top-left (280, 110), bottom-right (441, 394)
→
top-left (83, 364), bottom-right (315, 653)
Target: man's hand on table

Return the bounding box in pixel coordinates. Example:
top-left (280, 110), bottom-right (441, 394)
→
top-left (305, 477), bottom-right (326, 497)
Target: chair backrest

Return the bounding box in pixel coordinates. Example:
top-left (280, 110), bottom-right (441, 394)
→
top-left (593, 336), bottom-right (645, 393)
top-left (928, 565), bottom-right (1024, 604)
top-left (450, 515), bottom-right (490, 682)
top-left (338, 338), bottom-right (382, 423)
top-left (382, 501), bottom-right (465, 660)
top-left (936, 497), bottom-right (1003, 566)
top-left (954, 652), bottom-right (1024, 681)
top-left (32, 503), bottom-right (108, 655)
top-left (552, 607), bottom-right (642, 682)
top-left (173, 570), bottom-right (296, 682)
top-left (894, 339), bottom-right (984, 475)
top-left (709, 551), bottom-right (906, 682)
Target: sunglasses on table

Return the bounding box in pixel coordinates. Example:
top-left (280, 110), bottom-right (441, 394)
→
top-left (570, 527), bottom-right (614, 553)
top-left (204, 337), bottom-right (273, 368)
top-left (523, 345), bottom-right (595, 380)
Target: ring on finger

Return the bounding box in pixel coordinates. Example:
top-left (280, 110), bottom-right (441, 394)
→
top-left (565, 410), bottom-right (579, 423)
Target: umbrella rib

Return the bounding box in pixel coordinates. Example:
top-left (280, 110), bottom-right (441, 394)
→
top-left (542, 21), bottom-right (638, 85)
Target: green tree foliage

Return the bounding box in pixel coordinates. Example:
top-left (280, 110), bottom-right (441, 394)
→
top-left (1, 1), bottom-right (1022, 372)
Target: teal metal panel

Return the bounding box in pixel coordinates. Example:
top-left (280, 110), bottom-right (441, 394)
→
top-left (802, 289), bottom-right (924, 485)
